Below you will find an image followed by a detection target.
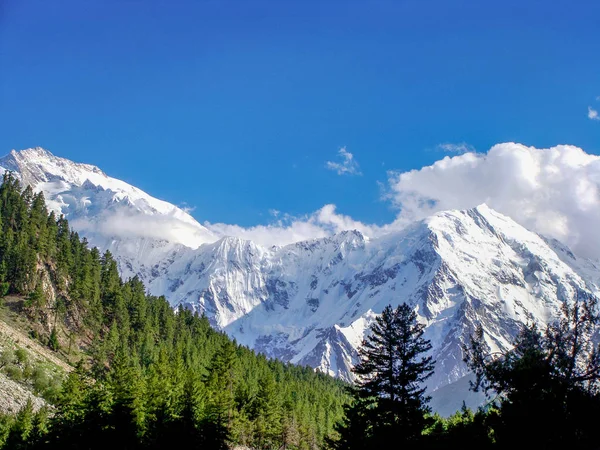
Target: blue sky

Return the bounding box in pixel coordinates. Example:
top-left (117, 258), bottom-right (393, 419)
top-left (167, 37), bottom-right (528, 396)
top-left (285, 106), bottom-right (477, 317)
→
top-left (1, 0), bottom-right (599, 228)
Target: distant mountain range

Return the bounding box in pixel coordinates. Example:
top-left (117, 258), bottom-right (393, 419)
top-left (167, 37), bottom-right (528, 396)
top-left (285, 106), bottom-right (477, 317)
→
top-left (3, 147), bottom-right (599, 415)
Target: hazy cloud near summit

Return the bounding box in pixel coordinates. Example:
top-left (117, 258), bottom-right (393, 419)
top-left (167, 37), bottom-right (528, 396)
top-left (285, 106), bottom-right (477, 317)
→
top-left (205, 204), bottom-right (380, 248)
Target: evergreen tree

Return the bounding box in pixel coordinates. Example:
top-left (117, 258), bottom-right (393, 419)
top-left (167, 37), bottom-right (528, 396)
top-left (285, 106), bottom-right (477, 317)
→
top-left (464, 293), bottom-right (600, 448)
top-left (47, 328), bottom-right (60, 352)
top-left (24, 282), bottom-right (45, 310)
top-left (250, 374), bottom-right (282, 449)
top-left (106, 347), bottom-right (147, 448)
top-left (178, 370), bottom-right (206, 447)
top-left (334, 303), bottom-right (434, 448)
top-left (4, 399), bottom-right (34, 450)
top-left (50, 363), bottom-right (88, 444)
top-left (29, 406), bottom-right (49, 445)
top-left (203, 340), bottom-right (238, 449)
top-left (328, 395), bottom-right (371, 450)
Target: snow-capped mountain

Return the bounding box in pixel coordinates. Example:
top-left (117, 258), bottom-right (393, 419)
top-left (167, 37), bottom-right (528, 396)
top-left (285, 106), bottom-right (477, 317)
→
top-left (0, 147), bottom-right (216, 280)
top-left (154, 205), bottom-right (599, 392)
top-left (2, 148), bottom-right (600, 413)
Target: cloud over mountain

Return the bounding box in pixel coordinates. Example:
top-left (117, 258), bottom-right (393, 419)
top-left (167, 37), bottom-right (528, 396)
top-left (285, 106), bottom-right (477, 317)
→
top-left (205, 143), bottom-right (600, 259)
top-left (386, 143), bottom-right (600, 258)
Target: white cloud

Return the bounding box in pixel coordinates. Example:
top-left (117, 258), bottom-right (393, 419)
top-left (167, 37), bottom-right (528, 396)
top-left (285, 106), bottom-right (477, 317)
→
top-left (588, 106), bottom-right (600, 121)
top-left (386, 143), bottom-right (600, 258)
top-left (437, 142), bottom-right (476, 154)
top-left (205, 204), bottom-right (380, 248)
top-left (314, 204), bottom-right (378, 237)
top-left (70, 209), bottom-right (216, 249)
top-left (179, 203), bottom-right (196, 214)
top-left (326, 147), bottom-right (362, 176)
top-left (206, 220), bottom-right (329, 248)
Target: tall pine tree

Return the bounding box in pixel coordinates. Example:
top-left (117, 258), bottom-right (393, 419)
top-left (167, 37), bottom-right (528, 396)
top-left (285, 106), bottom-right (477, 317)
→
top-left (334, 303), bottom-right (434, 449)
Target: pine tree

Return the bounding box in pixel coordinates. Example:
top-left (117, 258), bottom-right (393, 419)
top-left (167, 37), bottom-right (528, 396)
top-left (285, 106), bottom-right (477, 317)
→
top-left (250, 374), bottom-right (282, 449)
top-left (48, 328), bottom-right (60, 352)
top-left (50, 363), bottom-right (88, 444)
top-left (24, 282), bottom-right (45, 310)
top-left (105, 347), bottom-right (147, 448)
top-left (203, 340), bottom-right (238, 449)
top-left (125, 276), bottom-right (147, 333)
top-left (4, 399), bottom-right (34, 450)
top-left (175, 370), bottom-right (206, 448)
top-left (328, 395), bottom-right (371, 450)
top-left (334, 303), bottom-right (434, 448)
top-left (29, 405), bottom-right (49, 445)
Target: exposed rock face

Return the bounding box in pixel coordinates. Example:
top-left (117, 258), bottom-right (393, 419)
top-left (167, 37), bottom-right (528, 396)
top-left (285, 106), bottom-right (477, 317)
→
top-left (0, 373), bottom-right (46, 414)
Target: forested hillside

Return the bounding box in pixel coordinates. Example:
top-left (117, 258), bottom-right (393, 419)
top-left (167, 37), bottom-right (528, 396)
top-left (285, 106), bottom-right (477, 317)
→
top-left (0, 172), bottom-right (348, 449)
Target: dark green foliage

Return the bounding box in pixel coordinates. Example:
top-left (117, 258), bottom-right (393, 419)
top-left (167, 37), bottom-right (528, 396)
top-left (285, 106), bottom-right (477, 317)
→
top-left (0, 173), bottom-right (349, 449)
top-left (423, 405), bottom-right (495, 449)
top-left (3, 399), bottom-right (34, 449)
top-left (25, 283), bottom-right (45, 310)
top-left (0, 400), bottom-right (49, 450)
top-left (332, 304), bottom-right (435, 449)
top-left (47, 328), bottom-right (59, 352)
top-left (463, 293), bottom-right (600, 449)
top-left (249, 374), bottom-right (282, 449)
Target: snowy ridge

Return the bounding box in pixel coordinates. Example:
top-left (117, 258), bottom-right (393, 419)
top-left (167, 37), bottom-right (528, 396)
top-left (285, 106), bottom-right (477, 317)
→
top-left (0, 147), bottom-right (216, 271)
top-left (3, 148), bottom-right (600, 410)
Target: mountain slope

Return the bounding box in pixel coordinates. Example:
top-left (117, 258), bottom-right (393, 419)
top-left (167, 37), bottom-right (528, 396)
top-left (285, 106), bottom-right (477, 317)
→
top-left (2, 148), bottom-right (599, 405)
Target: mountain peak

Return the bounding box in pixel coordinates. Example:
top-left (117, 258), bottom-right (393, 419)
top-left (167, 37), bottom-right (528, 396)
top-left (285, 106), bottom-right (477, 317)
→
top-left (332, 229), bottom-right (366, 248)
top-left (11, 147), bottom-right (55, 159)
top-left (473, 202), bottom-right (491, 213)
top-left (0, 147), bottom-right (105, 187)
